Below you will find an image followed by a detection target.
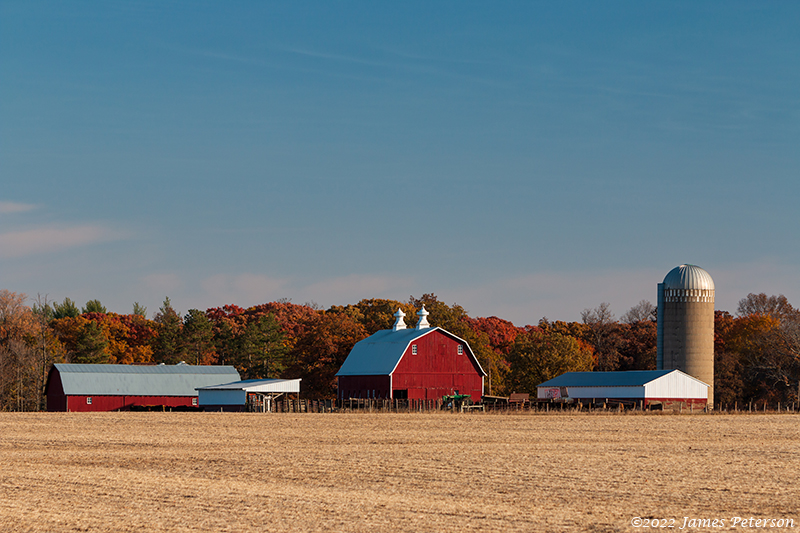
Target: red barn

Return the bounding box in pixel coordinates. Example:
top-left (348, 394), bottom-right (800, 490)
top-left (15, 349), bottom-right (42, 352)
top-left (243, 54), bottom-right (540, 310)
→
top-left (336, 307), bottom-right (486, 402)
top-left (45, 363), bottom-right (240, 412)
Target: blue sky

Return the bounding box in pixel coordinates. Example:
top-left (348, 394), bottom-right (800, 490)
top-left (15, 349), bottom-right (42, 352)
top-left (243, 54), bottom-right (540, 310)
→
top-left (2, 2), bottom-right (799, 325)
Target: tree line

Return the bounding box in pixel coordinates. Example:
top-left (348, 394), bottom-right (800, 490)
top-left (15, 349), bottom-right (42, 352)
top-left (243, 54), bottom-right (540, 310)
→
top-left (0, 290), bottom-right (798, 410)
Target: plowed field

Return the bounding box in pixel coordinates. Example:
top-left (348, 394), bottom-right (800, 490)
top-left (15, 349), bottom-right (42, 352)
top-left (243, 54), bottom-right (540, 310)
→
top-left (1, 412), bottom-right (798, 532)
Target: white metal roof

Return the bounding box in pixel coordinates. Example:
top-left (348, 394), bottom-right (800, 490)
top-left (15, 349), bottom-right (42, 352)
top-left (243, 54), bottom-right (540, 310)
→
top-left (537, 369), bottom-right (709, 400)
top-left (662, 264), bottom-right (715, 291)
top-left (538, 370), bottom-right (675, 388)
top-left (335, 327), bottom-right (486, 377)
top-left (50, 363), bottom-right (241, 396)
top-left (197, 378), bottom-right (301, 394)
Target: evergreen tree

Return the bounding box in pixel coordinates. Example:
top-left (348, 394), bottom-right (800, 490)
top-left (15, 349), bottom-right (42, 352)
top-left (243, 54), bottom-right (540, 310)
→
top-left (132, 302), bottom-right (147, 317)
top-left (151, 297), bottom-right (185, 364)
top-left (82, 299), bottom-right (107, 314)
top-left (52, 298), bottom-right (80, 319)
top-left (72, 321), bottom-right (109, 364)
top-left (237, 314), bottom-right (288, 379)
top-left (182, 309), bottom-right (213, 365)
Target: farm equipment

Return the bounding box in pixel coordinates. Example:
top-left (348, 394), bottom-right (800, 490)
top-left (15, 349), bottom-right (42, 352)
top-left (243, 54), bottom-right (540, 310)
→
top-left (441, 391), bottom-right (473, 412)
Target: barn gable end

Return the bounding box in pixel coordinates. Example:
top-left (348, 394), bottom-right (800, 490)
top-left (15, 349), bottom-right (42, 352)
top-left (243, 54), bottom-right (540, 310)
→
top-left (336, 309), bottom-right (485, 402)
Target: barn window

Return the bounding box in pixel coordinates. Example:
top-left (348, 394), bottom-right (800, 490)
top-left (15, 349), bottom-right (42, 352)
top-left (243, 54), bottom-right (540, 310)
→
top-left (192, 397), bottom-right (198, 406)
top-left (457, 345), bottom-right (463, 355)
top-left (86, 397), bottom-right (92, 405)
top-left (412, 344), bottom-right (417, 355)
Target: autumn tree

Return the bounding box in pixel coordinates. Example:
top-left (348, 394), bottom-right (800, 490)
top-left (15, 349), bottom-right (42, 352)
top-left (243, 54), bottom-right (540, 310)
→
top-left (30, 294), bottom-right (63, 409)
top-left (714, 311), bottom-right (745, 406)
top-left (288, 308), bottom-right (368, 397)
top-left (462, 316), bottom-right (521, 356)
top-left (408, 294), bottom-right (469, 336)
top-left (233, 301), bottom-right (322, 353)
top-left (621, 300), bottom-right (656, 324)
top-left (615, 321), bottom-right (657, 371)
top-left (733, 293), bottom-right (800, 403)
top-left (77, 313), bottom-right (154, 365)
top-left (506, 328), bottom-right (594, 394)
top-left (538, 318), bottom-right (595, 348)
top-left (353, 298), bottom-right (418, 334)
top-left (0, 290), bottom-right (45, 410)
top-left (733, 313), bottom-right (797, 403)
top-left (581, 302), bottom-right (621, 371)
top-left (737, 293), bottom-right (799, 321)
top-left (459, 316), bottom-right (521, 396)
top-left (116, 314), bottom-right (155, 364)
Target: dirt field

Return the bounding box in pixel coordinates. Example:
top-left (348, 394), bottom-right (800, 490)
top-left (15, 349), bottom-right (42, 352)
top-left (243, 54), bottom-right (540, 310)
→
top-left (0, 412), bottom-right (798, 533)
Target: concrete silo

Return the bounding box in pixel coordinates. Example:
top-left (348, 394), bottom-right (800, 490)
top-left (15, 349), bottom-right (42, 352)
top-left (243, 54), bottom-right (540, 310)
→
top-left (657, 264), bottom-right (715, 406)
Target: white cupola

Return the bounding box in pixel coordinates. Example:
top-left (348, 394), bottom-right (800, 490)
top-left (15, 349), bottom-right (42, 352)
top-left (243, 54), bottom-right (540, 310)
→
top-left (415, 305), bottom-right (430, 330)
top-left (392, 308), bottom-right (407, 331)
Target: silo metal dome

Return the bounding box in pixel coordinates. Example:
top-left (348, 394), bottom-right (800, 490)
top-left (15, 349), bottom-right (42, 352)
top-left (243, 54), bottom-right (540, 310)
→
top-left (657, 263), bottom-right (715, 407)
top-left (662, 264), bottom-right (715, 291)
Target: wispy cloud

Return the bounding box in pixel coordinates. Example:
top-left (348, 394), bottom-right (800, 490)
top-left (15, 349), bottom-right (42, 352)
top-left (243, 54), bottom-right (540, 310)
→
top-left (0, 202), bottom-right (38, 214)
top-left (0, 224), bottom-right (123, 259)
top-left (280, 46), bottom-right (392, 68)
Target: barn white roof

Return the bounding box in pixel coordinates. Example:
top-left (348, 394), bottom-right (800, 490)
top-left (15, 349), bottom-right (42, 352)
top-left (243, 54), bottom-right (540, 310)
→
top-left (336, 327), bottom-right (486, 377)
top-left (537, 369), bottom-right (709, 400)
top-left (538, 370), bottom-right (678, 388)
top-left (197, 378), bottom-right (301, 394)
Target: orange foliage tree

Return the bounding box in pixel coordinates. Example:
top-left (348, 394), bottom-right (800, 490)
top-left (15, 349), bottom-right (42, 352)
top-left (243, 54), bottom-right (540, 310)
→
top-left (0, 290), bottom-right (49, 410)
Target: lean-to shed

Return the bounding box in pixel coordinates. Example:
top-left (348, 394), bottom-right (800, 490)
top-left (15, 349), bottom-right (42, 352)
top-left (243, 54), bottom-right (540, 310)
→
top-left (197, 378), bottom-right (302, 412)
top-left (536, 369), bottom-right (709, 409)
top-left (336, 307), bottom-right (486, 402)
top-left (45, 363), bottom-right (241, 412)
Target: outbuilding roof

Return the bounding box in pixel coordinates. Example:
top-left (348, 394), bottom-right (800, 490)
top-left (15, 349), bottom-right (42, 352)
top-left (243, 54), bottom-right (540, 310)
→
top-left (50, 363), bottom-right (241, 396)
top-left (197, 378), bottom-right (301, 394)
top-left (336, 327), bottom-right (486, 377)
top-left (538, 369), bottom-right (698, 388)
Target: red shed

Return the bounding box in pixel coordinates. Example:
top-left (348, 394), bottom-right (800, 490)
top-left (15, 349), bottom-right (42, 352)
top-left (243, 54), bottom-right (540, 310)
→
top-left (45, 363), bottom-right (240, 412)
top-left (336, 307), bottom-right (486, 402)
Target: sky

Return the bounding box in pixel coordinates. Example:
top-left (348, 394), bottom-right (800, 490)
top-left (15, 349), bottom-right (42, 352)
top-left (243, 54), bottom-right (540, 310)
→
top-left (2, 2), bottom-right (799, 326)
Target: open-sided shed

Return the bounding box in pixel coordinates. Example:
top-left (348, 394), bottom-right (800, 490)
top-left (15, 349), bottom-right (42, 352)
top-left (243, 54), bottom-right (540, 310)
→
top-left (45, 363), bottom-right (241, 412)
top-left (197, 378), bottom-right (302, 412)
top-left (536, 369), bottom-right (709, 409)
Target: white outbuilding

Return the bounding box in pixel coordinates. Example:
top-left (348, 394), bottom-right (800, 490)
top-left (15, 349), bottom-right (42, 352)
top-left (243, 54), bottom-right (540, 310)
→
top-left (536, 369), bottom-right (709, 410)
top-left (197, 378), bottom-right (301, 412)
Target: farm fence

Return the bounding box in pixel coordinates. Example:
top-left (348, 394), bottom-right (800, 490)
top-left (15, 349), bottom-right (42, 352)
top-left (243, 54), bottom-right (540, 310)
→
top-left (266, 398), bottom-right (799, 414)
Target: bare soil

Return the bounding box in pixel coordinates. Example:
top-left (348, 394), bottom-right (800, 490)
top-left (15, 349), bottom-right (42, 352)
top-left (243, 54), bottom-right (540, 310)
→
top-left (0, 412), bottom-right (798, 532)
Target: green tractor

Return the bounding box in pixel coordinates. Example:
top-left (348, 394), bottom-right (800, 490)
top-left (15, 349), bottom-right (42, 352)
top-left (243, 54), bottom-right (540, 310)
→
top-left (441, 391), bottom-right (472, 411)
